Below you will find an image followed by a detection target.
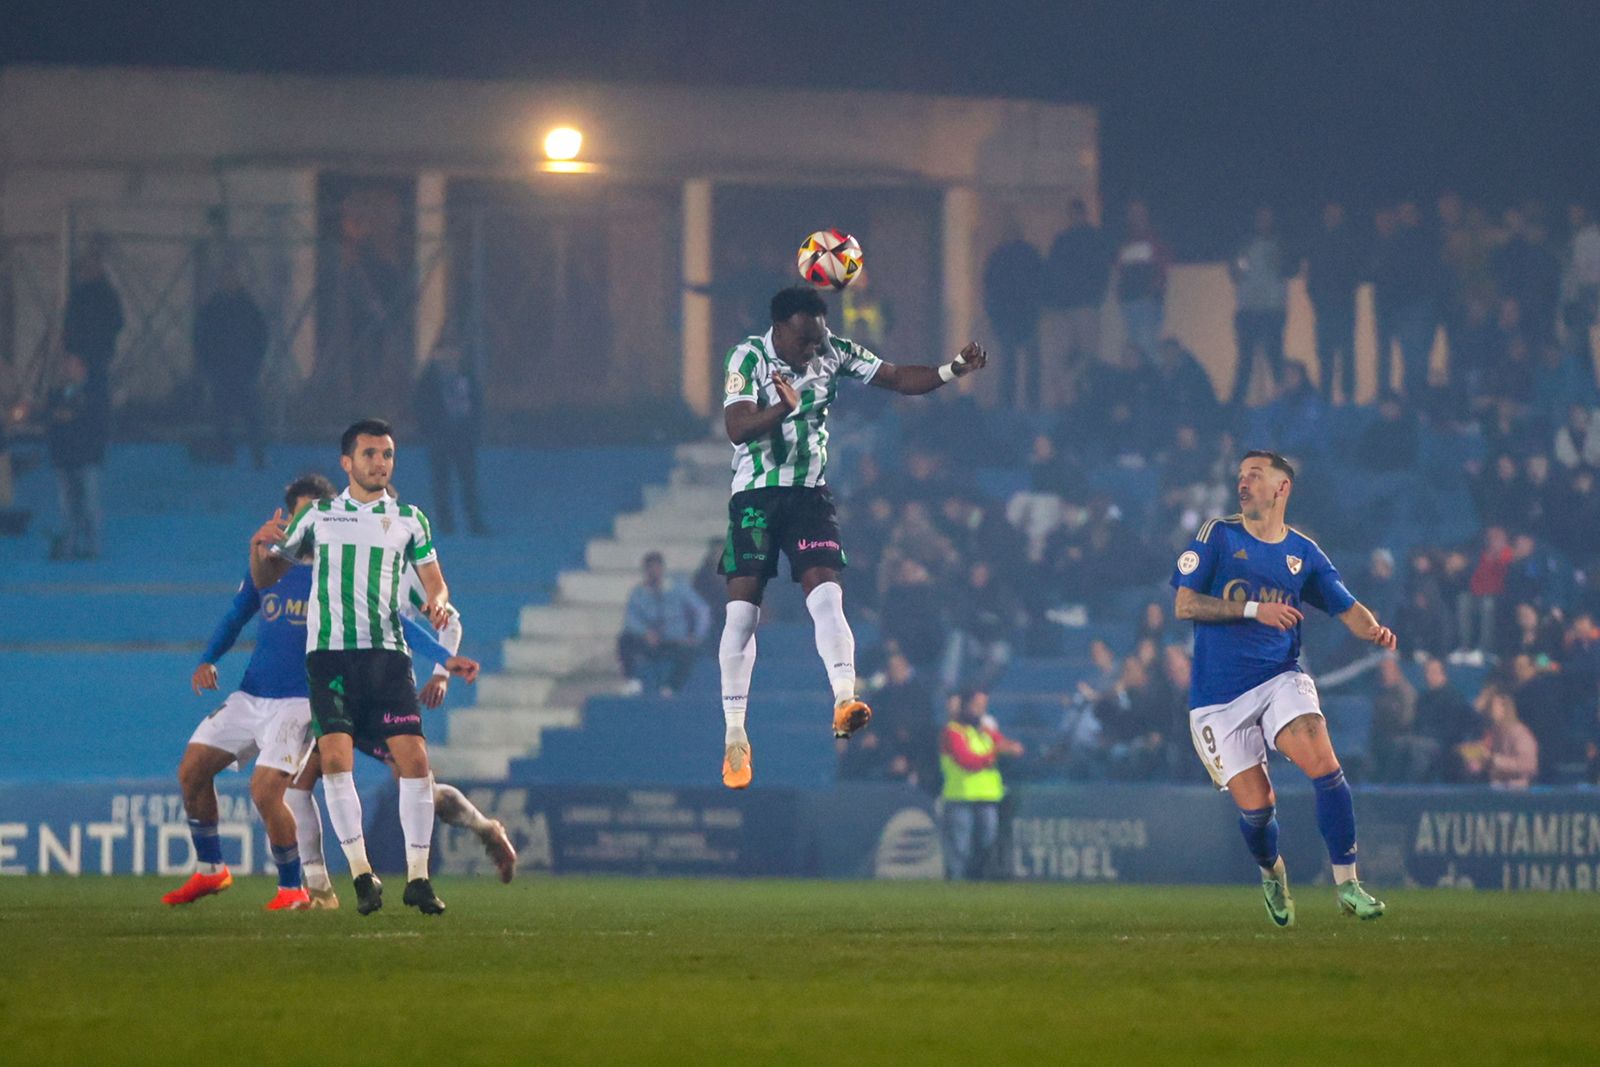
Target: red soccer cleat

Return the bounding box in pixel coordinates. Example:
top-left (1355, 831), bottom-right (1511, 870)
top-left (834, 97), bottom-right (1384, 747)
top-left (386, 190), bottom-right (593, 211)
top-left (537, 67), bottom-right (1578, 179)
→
top-left (161, 866), bottom-right (233, 906)
top-left (264, 886), bottom-right (312, 911)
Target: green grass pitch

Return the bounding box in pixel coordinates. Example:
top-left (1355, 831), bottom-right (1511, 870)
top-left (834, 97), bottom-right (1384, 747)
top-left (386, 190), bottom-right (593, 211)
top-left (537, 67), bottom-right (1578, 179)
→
top-left (2, 876), bottom-right (1597, 1065)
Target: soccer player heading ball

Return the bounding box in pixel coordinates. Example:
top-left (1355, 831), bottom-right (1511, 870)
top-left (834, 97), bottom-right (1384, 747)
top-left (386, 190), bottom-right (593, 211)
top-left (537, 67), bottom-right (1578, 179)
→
top-left (717, 286), bottom-right (986, 788)
top-left (1172, 450), bottom-right (1395, 926)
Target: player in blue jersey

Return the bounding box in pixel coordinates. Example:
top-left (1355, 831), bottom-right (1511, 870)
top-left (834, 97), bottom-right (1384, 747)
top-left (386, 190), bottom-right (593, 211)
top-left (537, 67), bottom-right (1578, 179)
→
top-left (1171, 451), bottom-right (1395, 926)
top-left (163, 475), bottom-right (480, 910)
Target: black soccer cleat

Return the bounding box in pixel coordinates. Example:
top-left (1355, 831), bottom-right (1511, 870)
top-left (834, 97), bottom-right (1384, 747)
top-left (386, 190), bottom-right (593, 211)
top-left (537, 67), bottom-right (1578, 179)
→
top-left (403, 877), bottom-right (447, 916)
top-left (353, 872), bottom-right (384, 916)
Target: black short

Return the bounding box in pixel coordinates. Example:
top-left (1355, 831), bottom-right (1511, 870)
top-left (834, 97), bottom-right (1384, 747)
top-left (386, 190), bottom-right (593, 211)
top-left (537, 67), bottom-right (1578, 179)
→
top-left (306, 649), bottom-right (423, 741)
top-left (718, 486), bottom-right (847, 583)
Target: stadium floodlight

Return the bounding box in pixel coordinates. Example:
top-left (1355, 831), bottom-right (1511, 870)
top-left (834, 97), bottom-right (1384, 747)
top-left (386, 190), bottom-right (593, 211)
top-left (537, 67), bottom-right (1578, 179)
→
top-left (543, 126), bottom-right (584, 161)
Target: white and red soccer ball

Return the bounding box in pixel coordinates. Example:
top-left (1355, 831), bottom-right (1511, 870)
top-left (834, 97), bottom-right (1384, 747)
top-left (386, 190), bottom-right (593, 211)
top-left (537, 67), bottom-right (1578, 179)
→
top-left (797, 229), bottom-right (863, 291)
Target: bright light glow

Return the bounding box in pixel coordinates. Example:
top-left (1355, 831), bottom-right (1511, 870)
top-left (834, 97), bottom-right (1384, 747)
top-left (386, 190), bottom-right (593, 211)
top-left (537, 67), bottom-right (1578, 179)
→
top-left (543, 127), bottom-right (584, 161)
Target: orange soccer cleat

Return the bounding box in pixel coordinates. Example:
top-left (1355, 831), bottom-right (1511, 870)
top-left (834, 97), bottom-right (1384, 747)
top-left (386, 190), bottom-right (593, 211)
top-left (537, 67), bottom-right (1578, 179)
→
top-left (832, 697), bottom-right (872, 739)
top-left (264, 886), bottom-right (312, 911)
top-left (722, 740), bottom-right (753, 790)
top-left (161, 866), bottom-right (234, 906)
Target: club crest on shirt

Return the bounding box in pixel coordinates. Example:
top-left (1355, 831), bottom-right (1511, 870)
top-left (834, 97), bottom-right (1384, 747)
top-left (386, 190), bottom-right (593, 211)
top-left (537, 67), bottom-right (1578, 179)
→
top-left (1286, 555), bottom-right (1302, 575)
top-left (380, 517), bottom-right (392, 534)
top-left (1177, 550), bottom-right (1200, 575)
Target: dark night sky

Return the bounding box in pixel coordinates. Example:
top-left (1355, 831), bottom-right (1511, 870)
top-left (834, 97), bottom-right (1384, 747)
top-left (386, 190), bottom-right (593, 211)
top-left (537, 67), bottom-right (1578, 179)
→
top-left (6, 0), bottom-right (1600, 256)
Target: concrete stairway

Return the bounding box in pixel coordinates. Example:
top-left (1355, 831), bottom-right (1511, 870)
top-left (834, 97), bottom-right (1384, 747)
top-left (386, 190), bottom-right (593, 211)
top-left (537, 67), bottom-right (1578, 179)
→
top-left (428, 440), bottom-right (729, 779)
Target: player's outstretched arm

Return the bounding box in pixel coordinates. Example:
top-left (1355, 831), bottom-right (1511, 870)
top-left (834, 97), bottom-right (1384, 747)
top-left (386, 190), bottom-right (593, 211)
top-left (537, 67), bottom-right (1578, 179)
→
top-left (1338, 603), bottom-right (1397, 650)
top-left (1174, 587), bottom-right (1302, 630)
top-left (870, 342), bottom-right (987, 396)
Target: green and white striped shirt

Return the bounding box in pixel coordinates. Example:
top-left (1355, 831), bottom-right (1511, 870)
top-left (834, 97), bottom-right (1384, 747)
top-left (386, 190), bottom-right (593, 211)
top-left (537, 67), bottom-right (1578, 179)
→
top-left (280, 489), bottom-right (438, 654)
top-left (722, 328), bottom-right (882, 493)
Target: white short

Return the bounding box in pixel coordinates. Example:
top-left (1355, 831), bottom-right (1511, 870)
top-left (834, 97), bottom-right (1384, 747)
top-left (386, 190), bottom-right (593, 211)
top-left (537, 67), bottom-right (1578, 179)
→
top-left (188, 692), bottom-right (315, 776)
top-left (1188, 670), bottom-right (1323, 788)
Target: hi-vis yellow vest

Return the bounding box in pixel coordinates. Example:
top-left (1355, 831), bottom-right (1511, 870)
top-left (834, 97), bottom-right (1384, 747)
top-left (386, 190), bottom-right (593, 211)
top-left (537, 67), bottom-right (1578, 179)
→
top-left (941, 723), bottom-right (1004, 802)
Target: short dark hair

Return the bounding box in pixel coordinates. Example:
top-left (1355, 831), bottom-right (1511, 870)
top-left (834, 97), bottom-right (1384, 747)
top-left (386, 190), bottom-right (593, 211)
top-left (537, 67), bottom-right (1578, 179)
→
top-left (770, 286), bottom-right (827, 323)
top-left (341, 418), bottom-right (394, 456)
top-left (642, 551), bottom-right (664, 567)
top-left (1242, 449), bottom-right (1295, 482)
top-left (284, 473), bottom-right (337, 512)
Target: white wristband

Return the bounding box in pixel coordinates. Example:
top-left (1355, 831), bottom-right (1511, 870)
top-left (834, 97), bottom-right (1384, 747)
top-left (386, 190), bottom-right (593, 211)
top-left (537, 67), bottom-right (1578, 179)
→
top-left (938, 362), bottom-right (958, 383)
top-left (1243, 601), bottom-right (1260, 620)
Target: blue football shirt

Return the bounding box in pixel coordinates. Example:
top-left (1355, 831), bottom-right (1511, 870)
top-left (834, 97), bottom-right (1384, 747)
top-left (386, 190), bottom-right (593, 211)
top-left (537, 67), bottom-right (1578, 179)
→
top-left (1169, 516), bottom-right (1356, 708)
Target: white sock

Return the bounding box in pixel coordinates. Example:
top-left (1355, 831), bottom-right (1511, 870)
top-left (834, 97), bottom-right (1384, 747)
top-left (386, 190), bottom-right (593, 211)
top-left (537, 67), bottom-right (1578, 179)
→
top-left (285, 787), bottom-right (332, 891)
top-left (433, 781), bottom-right (493, 834)
top-left (398, 775), bottom-right (436, 882)
top-left (321, 771), bottom-right (372, 877)
top-left (1333, 862), bottom-right (1358, 884)
top-left (805, 582), bottom-right (857, 704)
top-left (720, 600), bottom-right (759, 745)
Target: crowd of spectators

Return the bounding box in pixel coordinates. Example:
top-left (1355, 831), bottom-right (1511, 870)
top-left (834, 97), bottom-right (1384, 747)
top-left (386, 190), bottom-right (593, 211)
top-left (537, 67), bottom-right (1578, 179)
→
top-left (809, 190), bottom-right (1600, 792)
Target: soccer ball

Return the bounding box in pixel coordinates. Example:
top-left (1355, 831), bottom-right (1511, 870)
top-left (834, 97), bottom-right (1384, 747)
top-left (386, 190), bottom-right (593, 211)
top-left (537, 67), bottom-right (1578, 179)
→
top-left (797, 229), bottom-right (863, 290)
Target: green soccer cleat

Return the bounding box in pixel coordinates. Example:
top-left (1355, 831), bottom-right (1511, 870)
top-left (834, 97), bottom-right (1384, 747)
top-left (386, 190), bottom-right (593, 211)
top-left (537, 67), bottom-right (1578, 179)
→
top-left (1336, 878), bottom-right (1386, 920)
top-left (1261, 859), bottom-right (1295, 928)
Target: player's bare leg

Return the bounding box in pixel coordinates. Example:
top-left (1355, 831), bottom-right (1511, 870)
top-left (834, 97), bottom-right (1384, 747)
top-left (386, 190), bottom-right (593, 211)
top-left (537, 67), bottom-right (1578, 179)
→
top-left (433, 781), bottom-right (516, 883)
top-left (287, 754), bottom-right (337, 907)
top-left (251, 766), bottom-right (310, 910)
top-left (1275, 713), bottom-right (1385, 918)
top-left (162, 744), bottom-right (237, 905)
top-left (318, 732), bottom-right (384, 914)
top-left (1226, 764), bottom-right (1294, 927)
top-left (387, 734), bottom-right (445, 915)
top-left (799, 567), bottom-right (870, 739)
top-left (719, 577), bottom-right (761, 789)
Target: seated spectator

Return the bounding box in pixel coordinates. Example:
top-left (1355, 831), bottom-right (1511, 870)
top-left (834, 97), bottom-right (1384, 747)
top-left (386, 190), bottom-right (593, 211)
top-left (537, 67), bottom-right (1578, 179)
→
top-left (881, 500), bottom-right (960, 586)
top-left (1553, 404), bottom-right (1600, 471)
top-left (1534, 341), bottom-right (1597, 420)
top-left (1027, 432), bottom-right (1088, 500)
top-left (1354, 399), bottom-right (1419, 472)
top-left (1521, 454), bottom-right (1556, 539)
top-left (1360, 549), bottom-right (1401, 626)
top-left (938, 491), bottom-right (1028, 588)
top-left (1415, 657), bottom-right (1481, 780)
top-left (1504, 602), bottom-right (1561, 661)
top-left (1095, 656), bottom-right (1169, 780)
top-left (1457, 684), bottom-right (1538, 790)
top-left (1370, 657), bottom-right (1427, 783)
top-left (1510, 651), bottom-right (1590, 783)
top-left (881, 558), bottom-right (947, 671)
top-left (1152, 337), bottom-right (1222, 433)
top-left (1548, 470), bottom-right (1600, 565)
top-left (1396, 551), bottom-right (1455, 661)
top-left (618, 551), bottom-right (710, 697)
top-left (1259, 362), bottom-right (1328, 460)
top-left (1560, 613), bottom-right (1600, 697)
top-left (840, 650), bottom-right (938, 790)
top-left (1468, 455), bottom-right (1521, 529)
top-left (1135, 600), bottom-right (1177, 647)
top-left (1503, 532), bottom-right (1561, 617)
top-left (940, 560), bottom-right (1024, 692)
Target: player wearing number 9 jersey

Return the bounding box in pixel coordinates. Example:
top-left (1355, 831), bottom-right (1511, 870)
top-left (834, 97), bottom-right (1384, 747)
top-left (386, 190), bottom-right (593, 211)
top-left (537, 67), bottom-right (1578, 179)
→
top-left (1171, 451), bottom-right (1397, 927)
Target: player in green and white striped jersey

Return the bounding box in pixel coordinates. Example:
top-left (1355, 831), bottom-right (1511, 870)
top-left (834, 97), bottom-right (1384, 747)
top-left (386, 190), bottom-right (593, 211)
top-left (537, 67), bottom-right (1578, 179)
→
top-left (250, 418), bottom-right (453, 916)
top-left (716, 286), bottom-right (988, 789)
